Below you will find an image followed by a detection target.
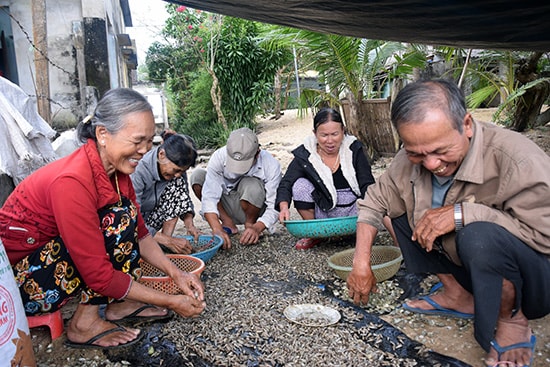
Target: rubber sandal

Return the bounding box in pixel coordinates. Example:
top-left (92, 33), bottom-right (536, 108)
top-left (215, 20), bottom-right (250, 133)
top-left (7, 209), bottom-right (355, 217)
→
top-left (295, 238), bottom-right (322, 250)
top-left (428, 281), bottom-right (443, 295)
top-left (222, 226), bottom-right (237, 236)
top-left (106, 304), bottom-right (174, 324)
top-left (489, 334), bottom-right (536, 367)
top-left (402, 295), bottom-right (474, 319)
top-left (64, 326), bottom-right (143, 349)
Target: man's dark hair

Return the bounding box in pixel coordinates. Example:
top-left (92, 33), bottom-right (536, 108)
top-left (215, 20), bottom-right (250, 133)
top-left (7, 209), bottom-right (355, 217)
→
top-left (391, 79), bottom-right (467, 133)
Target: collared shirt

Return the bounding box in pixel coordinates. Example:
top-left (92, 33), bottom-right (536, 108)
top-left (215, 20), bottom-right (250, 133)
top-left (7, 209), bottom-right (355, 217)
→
top-left (358, 120), bottom-right (550, 265)
top-left (201, 147), bottom-right (282, 230)
top-left (131, 146), bottom-right (194, 234)
top-left (131, 146), bottom-right (167, 220)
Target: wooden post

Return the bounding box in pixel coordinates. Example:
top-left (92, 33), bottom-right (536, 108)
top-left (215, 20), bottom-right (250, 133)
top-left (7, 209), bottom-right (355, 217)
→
top-left (72, 21), bottom-right (87, 114)
top-left (31, 0), bottom-right (51, 123)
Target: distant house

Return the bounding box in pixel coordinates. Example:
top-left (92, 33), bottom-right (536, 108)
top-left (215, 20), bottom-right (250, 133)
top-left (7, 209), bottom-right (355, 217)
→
top-left (0, 0), bottom-right (137, 131)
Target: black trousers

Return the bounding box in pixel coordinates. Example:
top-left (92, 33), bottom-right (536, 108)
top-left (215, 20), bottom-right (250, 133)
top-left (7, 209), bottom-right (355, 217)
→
top-left (392, 214), bottom-right (550, 351)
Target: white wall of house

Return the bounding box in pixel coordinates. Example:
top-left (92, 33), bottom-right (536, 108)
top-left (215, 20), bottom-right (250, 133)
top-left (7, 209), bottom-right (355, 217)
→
top-left (0, 0), bottom-right (136, 131)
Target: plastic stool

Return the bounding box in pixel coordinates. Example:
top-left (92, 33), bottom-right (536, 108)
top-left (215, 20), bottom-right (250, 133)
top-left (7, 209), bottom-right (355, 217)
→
top-left (27, 310), bottom-right (64, 340)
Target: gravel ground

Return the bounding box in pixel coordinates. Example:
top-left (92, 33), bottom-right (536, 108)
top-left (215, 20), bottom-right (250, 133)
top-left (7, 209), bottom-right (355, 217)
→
top-left (30, 109), bottom-right (550, 366)
top-left (32, 229), bottom-right (469, 367)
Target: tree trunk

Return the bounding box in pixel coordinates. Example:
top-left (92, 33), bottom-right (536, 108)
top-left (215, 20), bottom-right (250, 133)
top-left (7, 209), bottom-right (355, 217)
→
top-left (535, 107), bottom-right (550, 126)
top-left (283, 72), bottom-right (292, 111)
top-left (208, 68), bottom-right (227, 129)
top-left (509, 52), bottom-right (550, 131)
top-left (340, 94), bottom-right (399, 160)
top-left (272, 65), bottom-right (286, 120)
top-left (344, 92), bottom-right (377, 159)
top-left (0, 173), bottom-right (15, 207)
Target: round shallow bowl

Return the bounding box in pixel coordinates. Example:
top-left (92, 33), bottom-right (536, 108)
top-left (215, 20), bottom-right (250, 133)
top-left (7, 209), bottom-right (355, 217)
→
top-left (140, 254), bottom-right (205, 295)
top-left (176, 234), bottom-right (223, 263)
top-left (283, 304), bottom-right (341, 327)
top-left (283, 216), bottom-right (357, 238)
top-left (327, 246), bottom-right (403, 282)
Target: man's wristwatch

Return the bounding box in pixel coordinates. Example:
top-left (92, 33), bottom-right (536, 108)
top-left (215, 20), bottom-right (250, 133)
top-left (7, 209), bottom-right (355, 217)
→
top-left (454, 203), bottom-right (463, 232)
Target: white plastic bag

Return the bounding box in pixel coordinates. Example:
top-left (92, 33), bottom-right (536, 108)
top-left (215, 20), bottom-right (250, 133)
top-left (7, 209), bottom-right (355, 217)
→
top-left (0, 239), bottom-right (36, 367)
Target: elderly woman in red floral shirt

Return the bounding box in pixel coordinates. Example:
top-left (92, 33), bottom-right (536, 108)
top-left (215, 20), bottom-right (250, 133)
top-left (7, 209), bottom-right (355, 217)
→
top-left (0, 88), bottom-right (205, 349)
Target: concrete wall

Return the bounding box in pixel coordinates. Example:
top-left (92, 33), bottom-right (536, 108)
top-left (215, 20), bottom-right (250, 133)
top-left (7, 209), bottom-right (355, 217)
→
top-left (0, 0), bottom-right (135, 132)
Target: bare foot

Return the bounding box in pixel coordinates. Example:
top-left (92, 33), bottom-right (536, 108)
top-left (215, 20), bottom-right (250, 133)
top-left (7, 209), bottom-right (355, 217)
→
top-left (485, 316), bottom-right (533, 367)
top-left (66, 317), bottom-right (140, 347)
top-left (405, 289), bottom-right (474, 315)
top-left (105, 300), bottom-right (169, 321)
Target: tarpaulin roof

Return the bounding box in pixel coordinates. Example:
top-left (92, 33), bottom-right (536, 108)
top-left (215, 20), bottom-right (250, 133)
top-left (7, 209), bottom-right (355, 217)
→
top-left (165, 0), bottom-right (550, 51)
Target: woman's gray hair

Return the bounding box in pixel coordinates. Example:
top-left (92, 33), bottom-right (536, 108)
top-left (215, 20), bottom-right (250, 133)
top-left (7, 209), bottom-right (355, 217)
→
top-left (391, 79), bottom-right (467, 133)
top-left (77, 88), bottom-right (153, 143)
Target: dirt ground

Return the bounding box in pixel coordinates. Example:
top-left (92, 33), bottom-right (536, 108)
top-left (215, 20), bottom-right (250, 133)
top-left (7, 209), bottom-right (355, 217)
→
top-left (30, 108), bottom-right (550, 366)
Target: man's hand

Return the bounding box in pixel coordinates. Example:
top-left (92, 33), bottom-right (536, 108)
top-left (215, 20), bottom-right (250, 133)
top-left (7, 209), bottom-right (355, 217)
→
top-left (240, 227), bottom-right (260, 245)
top-left (213, 228), bottom-right (232, 249)
top-left (347, 265), bottom-right (378, 305)
top-left (347, 222), bottom-right (379, 305)
top-left (412, 205), bottom-right (455, 251)
top-left (205, 213), bottom-right (232, 249)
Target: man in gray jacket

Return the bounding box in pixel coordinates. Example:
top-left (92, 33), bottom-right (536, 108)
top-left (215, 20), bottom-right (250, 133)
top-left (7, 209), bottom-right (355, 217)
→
top-left (347, 79), bottom-right (550, 367)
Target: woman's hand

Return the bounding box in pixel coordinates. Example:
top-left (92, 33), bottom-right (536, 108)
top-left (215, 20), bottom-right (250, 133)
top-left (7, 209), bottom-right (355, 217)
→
top-left (186, 225), bottom-right (201, 242)
top-left (278, 209), bottom-right (291, 223)
top-left (165, 236), bottom-right (193, 254)
top-left (168, 294), bottom-right (206, 318)
top-left (172, 270), bottom-right (205, 302)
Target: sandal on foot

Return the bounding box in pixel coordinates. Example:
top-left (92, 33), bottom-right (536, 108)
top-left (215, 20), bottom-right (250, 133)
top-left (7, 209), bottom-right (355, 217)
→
top-left (295, 238), bottom-right (322, 250)
top-left (106, 304), bottom-right (174, 324)
top-left (402, 295), bottom-right (474, 319)
top-left (489, 334), bottom-right (536, 367)
top-left (428, 281), bottom-right (443, 295)
top-left (64, 326), bottom-right (143, 349)
top-left (222, 226), bottom-right (238, 236)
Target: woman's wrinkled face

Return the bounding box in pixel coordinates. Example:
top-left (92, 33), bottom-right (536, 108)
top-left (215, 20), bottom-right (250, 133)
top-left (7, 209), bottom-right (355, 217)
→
top-left (398, 109), bottom-right (473, 177)
top-left (314, 120), bottom-right (345, 155)
top-left (158, 149), bottom-right (190, 180)
top-left (98, 110), bottom-right (156, 176)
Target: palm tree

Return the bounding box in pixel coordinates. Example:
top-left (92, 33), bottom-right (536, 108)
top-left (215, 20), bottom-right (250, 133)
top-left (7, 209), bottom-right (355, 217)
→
top-left (442, 49), bottom-right (550, 131)
top-left (261, 27), bottom-right (426, 157)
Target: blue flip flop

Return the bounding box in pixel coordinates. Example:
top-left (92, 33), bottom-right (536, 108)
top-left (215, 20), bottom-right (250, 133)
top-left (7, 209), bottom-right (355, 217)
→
top-left (402, 295), bottom-right (474, 319)
top-left (222, 226), bottom-right (236, 236)
top-left (490, 334), bottom-right (536, 367)
top-left (428, 281), bottom-right (443, 295)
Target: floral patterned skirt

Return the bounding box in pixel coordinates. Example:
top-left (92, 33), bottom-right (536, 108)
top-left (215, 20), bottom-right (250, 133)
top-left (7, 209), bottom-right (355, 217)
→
top-left (292, 177), bottom-right (358, 219)
top-left (145, 175), bottom-right (194, 231)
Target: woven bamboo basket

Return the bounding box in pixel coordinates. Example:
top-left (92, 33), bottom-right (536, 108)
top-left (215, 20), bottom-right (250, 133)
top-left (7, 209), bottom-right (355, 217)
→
top-left (327, 246), bottom-right (402, 282)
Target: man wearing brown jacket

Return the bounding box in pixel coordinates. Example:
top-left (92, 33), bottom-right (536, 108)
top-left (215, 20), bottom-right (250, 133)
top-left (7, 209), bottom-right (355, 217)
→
top-left (347, 79), bottom-right (550, 367)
